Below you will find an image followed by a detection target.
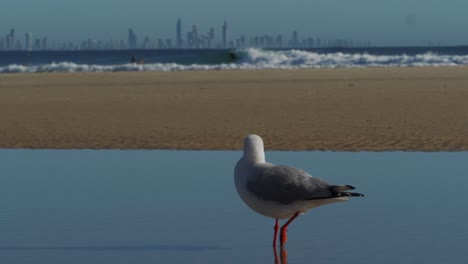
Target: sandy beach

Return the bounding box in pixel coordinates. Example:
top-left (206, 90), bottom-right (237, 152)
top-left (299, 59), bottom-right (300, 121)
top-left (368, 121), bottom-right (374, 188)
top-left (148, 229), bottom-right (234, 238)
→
top-left (1, 67), bottom-right (468, 151)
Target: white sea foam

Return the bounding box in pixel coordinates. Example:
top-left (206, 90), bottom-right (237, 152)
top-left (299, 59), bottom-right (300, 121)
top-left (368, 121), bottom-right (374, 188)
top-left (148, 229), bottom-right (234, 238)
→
top-left (2, 48), bottom-right (468, 73)
top-left (238, 48), bottom-right (468, 68)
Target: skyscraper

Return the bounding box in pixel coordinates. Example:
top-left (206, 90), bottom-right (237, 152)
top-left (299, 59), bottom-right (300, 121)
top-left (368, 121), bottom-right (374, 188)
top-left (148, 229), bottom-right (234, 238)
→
top-left (208, 27), bottom-right (215, 48)
top-left (276, 34), bottom-right (283, 48)
top-left (42, 37), bottom-right (47, 50)
top-left (142, 36), bottom-right (150, 49)
top-left (128, 28), bottom-right (137, 49)
top-left (291, 30), bottom-right (299, 47)
top-left (192, 24), bottom-right (199, 48)
top-left (34, 38), bottom-right (41, 50)
top-left (187, 32), bottom-right (193, 48)
top-left (176, 18), bottom-right (183, 48)
top-left (25, 32), bottom-right (32, 51)
top-left (15, 40), bottom-right (21, 50)
top-left (5, 35), bottom-right (12, 50)
top-left (209, 28), bottom-right (214, 40)
top-left (239, 34), bottom-right (246, 48)
top-left (222, 21), bottom-right (228, 49)
top-left (10, 29), bottom-right (15, 50)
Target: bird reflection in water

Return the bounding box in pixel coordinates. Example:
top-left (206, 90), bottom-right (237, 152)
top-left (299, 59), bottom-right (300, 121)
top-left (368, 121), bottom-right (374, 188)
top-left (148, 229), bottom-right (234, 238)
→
top-left (273, 246), bottom-right (288, 264)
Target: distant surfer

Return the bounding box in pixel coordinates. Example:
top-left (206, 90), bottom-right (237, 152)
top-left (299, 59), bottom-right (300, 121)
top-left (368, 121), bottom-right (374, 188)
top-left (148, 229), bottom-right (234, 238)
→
top-left (229, 51), bottom-right (237, 61)
top-left (130, 56), bottom-right (144, 65)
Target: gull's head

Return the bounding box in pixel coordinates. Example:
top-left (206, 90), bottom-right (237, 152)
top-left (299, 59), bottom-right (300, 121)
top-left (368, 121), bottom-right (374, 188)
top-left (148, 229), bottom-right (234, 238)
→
top-left (242, 134), bottom-right (265, 164)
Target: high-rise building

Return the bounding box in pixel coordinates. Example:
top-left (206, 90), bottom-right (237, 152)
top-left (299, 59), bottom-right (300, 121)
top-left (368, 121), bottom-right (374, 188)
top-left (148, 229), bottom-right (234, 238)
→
top-left (25, 32), bottom-right (33, 51)
top-left (191, 24), bottom-right (199, 48)
top-left (5, 35), bottom-right (11, 50)
top-left (10, 29), bottom-right (15, 50)
top-left (34, 38), bottom-right (42, 50)
top-left (142, 36), bottom-right (150, 49)
top-left (15, 40), bottom-right (21, 50)
top-left (42, 37), bottom-right (47, 50)
top-left (222, 21), bottom-right (228, 49)
top-left (209, 28), bottom-right (214, 40)
top-left (165, 39), bottom-right (172, 49)
top-left (291, 30), bottom-right (299, 47)
top-left (128, 28), bottom-right (137, 49)
top-left (176, 18), bottom-right (183, 48)
top-left (305, 38), bottom-right (315, 48)
top-left (239, 35), bottom-right (246, 48)
top-left (275, 34), bottom-right (283, 48)
top-left (157, 39), bottom-right (165, 49)
top-left (186, 32), bottom-right (193, 48)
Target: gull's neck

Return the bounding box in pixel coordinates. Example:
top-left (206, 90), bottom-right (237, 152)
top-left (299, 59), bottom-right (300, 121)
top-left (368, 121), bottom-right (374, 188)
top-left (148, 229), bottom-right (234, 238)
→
top-left (244, 151), bottom-right (265, 164)
top-left (244, 137), bottom-right (265, 164)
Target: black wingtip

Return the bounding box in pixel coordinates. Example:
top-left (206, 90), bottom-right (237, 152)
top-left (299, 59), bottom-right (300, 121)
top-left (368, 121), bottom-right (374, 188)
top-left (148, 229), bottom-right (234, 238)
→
top-left (346, 185), bottom-right (356, 190)
top-left (336, 192), bottom-right (364, 197)
top-left (306, 191), bottom-right (364, 200)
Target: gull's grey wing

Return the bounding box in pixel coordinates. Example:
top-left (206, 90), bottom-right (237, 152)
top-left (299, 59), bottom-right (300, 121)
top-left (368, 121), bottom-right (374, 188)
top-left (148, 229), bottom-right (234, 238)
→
top-left (246, 165), bottom-right (334, 204)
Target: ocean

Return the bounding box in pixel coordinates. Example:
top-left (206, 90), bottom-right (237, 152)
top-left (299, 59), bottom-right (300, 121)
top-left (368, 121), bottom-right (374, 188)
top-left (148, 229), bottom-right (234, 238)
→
top-left (1, 46), bottom-right (468, 73)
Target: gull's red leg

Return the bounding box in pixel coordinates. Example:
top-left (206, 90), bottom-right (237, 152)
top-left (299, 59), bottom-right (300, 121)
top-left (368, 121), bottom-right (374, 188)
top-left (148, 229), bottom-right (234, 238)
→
top-left (273, 245), bottom-right (279, 264)
top-left (280, 246), bottom-right (288, 264)
top-left (273, 246), bottom-right (289, 264)
top-left (273, 219), bottom-right (279, 247)
top-left (280, 212), bottom-right (300, 247)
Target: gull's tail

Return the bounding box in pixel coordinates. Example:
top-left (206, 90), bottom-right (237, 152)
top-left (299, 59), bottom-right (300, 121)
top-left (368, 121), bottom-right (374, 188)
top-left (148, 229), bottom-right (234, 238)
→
top-left (330, 185), bottom-right (364, 197)
top-left (306, 185), bottom-right (364, 200)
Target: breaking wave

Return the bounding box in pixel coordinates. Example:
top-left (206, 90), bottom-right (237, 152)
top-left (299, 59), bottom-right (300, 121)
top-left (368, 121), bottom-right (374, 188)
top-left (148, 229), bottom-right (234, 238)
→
top-left (2, 48), bottom-right (468, 73)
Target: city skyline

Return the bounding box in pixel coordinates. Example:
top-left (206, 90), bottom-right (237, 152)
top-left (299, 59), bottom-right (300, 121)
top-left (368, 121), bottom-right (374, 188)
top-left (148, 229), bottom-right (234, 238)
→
top-left (1, 0), bottom-right (468, 47)
top-left (1, 19), bottom-right (375, 51)
top-left (3, 15), bottom-right (466, 51)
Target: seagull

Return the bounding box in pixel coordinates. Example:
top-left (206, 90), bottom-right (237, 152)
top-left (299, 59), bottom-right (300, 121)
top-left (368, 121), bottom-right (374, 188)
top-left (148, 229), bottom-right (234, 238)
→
top-left (234, 134), bottom-right (364, 247)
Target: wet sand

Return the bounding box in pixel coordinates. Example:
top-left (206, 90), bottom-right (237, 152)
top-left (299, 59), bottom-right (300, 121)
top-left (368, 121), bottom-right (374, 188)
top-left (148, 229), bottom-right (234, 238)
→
top-left (1, 67), bottom-right (468, 151)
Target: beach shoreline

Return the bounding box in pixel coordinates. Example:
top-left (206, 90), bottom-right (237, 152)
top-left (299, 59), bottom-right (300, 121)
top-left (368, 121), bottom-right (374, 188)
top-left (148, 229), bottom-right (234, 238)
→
top-left (1, 67), bottom-right (468, 151)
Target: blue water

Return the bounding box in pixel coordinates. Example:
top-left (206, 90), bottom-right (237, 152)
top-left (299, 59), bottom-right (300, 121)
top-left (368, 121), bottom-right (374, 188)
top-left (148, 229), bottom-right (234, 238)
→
top-left (1, 46), bottom-right (468, 73)
top-left (1, 150), bottom-right (467, 264)
top-left (0, 49), bottom-right (231, 67)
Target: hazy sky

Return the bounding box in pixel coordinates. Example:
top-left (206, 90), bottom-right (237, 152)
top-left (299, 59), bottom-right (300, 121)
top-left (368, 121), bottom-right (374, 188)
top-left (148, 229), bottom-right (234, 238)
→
top-left (1, 0), bottom-right (467, 46)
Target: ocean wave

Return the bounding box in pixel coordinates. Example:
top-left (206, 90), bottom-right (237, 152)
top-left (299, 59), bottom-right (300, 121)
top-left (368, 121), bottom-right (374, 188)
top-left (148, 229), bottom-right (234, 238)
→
top-left (2, 48), bottom-right (468, 73)
top-left (236, 48), bottom-right (468, 68)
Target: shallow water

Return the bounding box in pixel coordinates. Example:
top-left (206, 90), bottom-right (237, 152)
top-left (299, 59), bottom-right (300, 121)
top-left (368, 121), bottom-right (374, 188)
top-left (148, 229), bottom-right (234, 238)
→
top-left (0, 150), bottom-right (467, 264)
